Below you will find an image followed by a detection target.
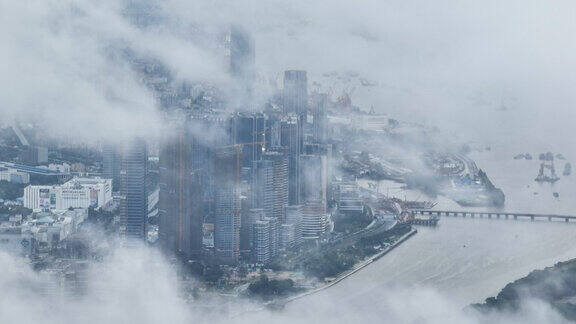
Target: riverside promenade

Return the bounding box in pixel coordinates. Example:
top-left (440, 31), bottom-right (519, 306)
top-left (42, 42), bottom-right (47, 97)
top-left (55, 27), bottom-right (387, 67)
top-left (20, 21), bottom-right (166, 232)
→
top-left (269, 228), bottom-right (418, 307)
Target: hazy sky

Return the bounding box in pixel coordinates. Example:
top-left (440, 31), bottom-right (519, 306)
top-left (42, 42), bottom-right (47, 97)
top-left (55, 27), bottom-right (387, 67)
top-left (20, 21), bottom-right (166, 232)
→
top-left (2, 0), bottom-right (576, 148)
top-left (2, 2), bottom-right (576, 323)
top-left (246, 0), bottom-right (576, 150)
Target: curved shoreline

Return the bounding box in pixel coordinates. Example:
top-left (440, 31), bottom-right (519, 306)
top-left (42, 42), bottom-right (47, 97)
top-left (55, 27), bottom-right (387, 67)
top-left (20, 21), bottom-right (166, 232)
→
top-left (273, 228), bottom-right (418, 306)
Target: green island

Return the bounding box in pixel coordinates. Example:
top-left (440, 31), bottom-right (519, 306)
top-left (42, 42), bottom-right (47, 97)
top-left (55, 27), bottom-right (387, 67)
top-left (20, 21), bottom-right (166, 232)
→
top-left (471, 259), bottom-right (576, 321)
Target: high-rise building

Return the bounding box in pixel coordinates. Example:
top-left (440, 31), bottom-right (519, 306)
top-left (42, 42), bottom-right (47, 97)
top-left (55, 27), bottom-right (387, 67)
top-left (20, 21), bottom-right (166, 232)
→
top-left (283, 71), bottom-right (307, 205)
top-left (301, 200), bottom-right (327, 241)
top-left (262, 152), bottom-right (289, 222)
top-left (228, 26), bottom-right (255, 81)
top-left (311, 93), bottom-right (328, 143)
top-left (285, 205), bottom-right (303, 246)
top-left (280, 223), bottom-right (296, 250)
top-left (252, 219), bottom-right (270, 263)
top-left (281, 115), bottom-right (302, 205)
top-left (158, 129), bottom-right (203, 259)
top-left (299, 154), bottom-right (328, 207)
top-left (239, 195), bottom-right (251, 257)
top-left (230, 113), bottom-right (265, 169)
top-left (102, 143), bottom-right (121, 192)
top-left (262, 216), bottom-right (279, 259)
top-left (251, 160), bottom-right (274, 216)
top-left (120, 138), bottom-right (148, 241)
top-left (283, 70), bottom-right (308, 115)
top-left (243, 208), bottom-right (265, 252)
top-left (251, 213), bottom-right (279, 263)
top-left (226, 25), bottom-right (255, 109)
top-left (213, 148), bottom-right (241, 264)
top-left (265, 114), bottom-right (282, 150)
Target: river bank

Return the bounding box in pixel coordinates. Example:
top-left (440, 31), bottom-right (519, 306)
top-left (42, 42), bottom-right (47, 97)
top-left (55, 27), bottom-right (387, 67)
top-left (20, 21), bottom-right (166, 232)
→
top-left (274, 228), bottom-right (418, 307)
top-left (282, 216), bottom-right (576, 312)
top-left (229, 226), bottom-right (419, 316)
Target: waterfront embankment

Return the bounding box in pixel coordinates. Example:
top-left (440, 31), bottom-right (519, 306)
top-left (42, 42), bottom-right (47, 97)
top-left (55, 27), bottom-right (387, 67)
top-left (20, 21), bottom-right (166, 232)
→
top-left (272, 228), bottom-right (418, 307)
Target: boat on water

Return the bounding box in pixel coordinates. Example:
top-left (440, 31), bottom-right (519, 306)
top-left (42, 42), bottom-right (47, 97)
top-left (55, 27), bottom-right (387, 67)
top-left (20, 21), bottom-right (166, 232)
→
top-left (535, 162), bottom-right (560, 183)
top-left (563, 163), bottom-right (571, 176)
top-left (513, 153), bottom-right (532, 160)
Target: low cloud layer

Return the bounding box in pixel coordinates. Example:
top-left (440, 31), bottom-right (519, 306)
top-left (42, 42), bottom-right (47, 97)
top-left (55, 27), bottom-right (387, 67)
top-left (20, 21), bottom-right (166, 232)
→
top-left (0, 0), bottom-right (229, 141)
top-left (2, 1), bottom-right (576, 321)
top-left (0, 245), bottom-right (571, 324)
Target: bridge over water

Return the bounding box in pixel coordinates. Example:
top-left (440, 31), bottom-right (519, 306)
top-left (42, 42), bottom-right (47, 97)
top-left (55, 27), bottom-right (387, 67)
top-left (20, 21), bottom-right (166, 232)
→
top-left (411, 209), bottom-right (576, 222)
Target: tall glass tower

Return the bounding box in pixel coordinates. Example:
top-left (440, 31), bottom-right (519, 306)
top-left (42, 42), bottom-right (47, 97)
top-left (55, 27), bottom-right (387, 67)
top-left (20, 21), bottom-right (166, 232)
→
top-left (121, 138), bottom-right (148, 240)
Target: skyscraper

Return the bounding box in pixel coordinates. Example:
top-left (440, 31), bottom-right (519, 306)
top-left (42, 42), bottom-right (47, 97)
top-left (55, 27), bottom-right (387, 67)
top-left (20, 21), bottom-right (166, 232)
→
top-left (230, 113), bottom-right (265, 169)
top-left (213, 147), bottom-right (241, 264)
top-left (285, 205), bottom-right (303, 247)
top-left (121, 138), bottom-right (148, 241)
top-left (262, 216), bottom-right (279, 259)
top-left (280, 223), bottom-right (296, 250)
top-left (299, 154), bottom-right (328, 206)
top-left (281, 115), bottom-right (302, 205)
top-left (251, 159), bottom-right (274, 216)
top-left (228, 26), bottom-right (255, 83)
top-left (263, 152), bottom-right (289, 222)
top-left (283, 70), bottom-right (308, 206)
top-left (227, 25), bottom-right (255, 109)
top-left (301, 200), bottom-right (327, 241)
top-left (265, 114), bottom-right (282, 150)
top-left (311, 93), bottom-right (328, 144)
top-left (299, 151), bottom-right (328, 243)
top-left (283, 70), bottom-right (308, 115)
top-left (252, 219), bottom-right (270, 263)
top-left (158, 128), bottom-right (203, 259)
top-left (243, 208), bottom-right (265, 252)
top-left (102, 143), bottom-right (121, 192)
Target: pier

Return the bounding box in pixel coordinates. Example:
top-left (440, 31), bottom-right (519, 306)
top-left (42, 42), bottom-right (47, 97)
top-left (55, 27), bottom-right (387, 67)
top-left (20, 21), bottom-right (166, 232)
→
top-left (407, 217), bottom-right (439, 226)
top-left (411, 210), bottom-right (576, 223)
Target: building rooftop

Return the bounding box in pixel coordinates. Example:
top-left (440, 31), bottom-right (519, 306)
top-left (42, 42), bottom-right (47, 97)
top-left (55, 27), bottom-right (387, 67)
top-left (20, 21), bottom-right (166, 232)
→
top-left (0, 162), bottom-right (67, 175)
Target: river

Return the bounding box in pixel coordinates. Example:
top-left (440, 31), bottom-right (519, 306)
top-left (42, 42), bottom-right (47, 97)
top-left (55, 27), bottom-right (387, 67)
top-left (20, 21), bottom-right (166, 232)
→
top-left (284, 140), bottom-right (576, 312)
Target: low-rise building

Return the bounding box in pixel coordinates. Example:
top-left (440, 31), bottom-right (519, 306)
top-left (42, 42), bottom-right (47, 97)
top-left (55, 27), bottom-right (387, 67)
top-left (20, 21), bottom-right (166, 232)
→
top-left (0, 209), bottom-right (87, 257)
top-left (38, 163), bottom-right (71, 174)
top-left (0, 167), bottom-right (30, 184)
top-left (0, 161), bottom-right (70, 183)
top-left (24, 177), bottom-right (112, 211)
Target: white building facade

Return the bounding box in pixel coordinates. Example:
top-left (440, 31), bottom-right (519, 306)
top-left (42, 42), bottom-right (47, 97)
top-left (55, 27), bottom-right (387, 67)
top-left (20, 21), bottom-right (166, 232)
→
top-left (24, 177), bottom-right (112, 211)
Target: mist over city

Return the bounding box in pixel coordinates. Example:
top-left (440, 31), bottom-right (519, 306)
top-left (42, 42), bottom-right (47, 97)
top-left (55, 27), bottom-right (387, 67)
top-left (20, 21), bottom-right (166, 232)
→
top-left (2, 1), bottom-right (576, 323)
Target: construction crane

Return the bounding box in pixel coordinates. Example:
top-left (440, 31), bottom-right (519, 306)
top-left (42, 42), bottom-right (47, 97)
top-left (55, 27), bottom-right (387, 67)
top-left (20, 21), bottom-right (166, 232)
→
top-left (216, 142), bottom-right (268, 181)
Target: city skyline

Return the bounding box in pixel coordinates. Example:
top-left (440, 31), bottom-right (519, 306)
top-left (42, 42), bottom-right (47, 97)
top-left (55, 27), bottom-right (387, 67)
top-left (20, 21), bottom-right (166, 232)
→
top-left (2, 1), bottom-right (576, 324)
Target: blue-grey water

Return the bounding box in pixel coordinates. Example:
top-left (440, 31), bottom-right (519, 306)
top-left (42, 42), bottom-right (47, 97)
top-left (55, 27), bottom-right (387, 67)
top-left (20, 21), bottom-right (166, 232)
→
top-left (289, 143), bottom-right (576, 310)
